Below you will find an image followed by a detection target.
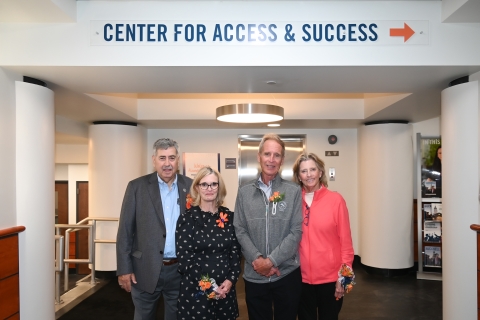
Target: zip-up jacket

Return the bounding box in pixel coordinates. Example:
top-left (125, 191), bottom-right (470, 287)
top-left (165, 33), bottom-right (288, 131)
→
top-left (299, 187), bottom-right (354, 284)
top-left (233, 174), bottom-right (303, 283)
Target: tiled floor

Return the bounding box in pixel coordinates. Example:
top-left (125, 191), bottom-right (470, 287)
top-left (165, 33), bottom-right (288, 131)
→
top-left (235, 261), bottom-right (442, 320)
top-left (339, 263), bottom-right (442, 320)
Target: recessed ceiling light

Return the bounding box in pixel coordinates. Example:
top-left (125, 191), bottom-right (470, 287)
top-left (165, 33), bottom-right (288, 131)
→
top-left (266, 81), bottom-right (277, 85)
top-left (268, 123), bottom-right (280, 127)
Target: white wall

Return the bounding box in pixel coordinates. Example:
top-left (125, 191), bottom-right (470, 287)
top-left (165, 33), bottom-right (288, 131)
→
top-left (56, 144), bottom-right (88, 164)
top-left (0, 68), bottom-right (21, 229)
top-left (55, 164), bottom-right (68, 180)
top-left (147, 128), bottom-right (359, 253)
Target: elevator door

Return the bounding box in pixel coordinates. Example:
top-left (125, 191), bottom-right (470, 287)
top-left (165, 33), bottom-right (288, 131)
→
top-left (238, 134), bottom-right (306, 186)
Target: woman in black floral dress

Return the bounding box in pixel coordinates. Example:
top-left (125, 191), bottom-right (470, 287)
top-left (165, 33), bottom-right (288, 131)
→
top-left (176, 166), bottom-right (241, 320)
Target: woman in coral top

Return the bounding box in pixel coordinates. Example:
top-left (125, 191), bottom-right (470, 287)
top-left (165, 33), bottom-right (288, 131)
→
top-left (293, 153), bottom-right (354, 320)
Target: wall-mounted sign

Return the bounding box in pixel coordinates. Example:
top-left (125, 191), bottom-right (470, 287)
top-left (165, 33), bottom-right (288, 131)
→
top-left (325, 151), bottom-right (339, 156)
top-left (182, 153), bottom-right (220, 179)
top-left (91, 20), bottom-right (428, 46)
top-left (225, 158), bottom-right (236, 169)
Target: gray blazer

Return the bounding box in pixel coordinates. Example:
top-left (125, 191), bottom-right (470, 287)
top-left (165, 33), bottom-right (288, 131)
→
top-left (116, 172), bottom-right (193, 294)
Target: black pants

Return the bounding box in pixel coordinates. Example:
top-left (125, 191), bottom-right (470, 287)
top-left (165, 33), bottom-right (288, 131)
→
top-left (297, 281), bottom-right (343, 320)
top-left (244, 267), bottom-right (302, 320)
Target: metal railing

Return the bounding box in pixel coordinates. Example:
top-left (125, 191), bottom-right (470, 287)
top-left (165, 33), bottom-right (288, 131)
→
top-left (54, 235), bottom-right (64, 304)
top-left (54, 217), bottom-right (119, 304)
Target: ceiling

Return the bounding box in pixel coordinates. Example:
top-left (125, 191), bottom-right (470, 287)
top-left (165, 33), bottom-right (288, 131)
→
top-left (7, 65), bottom-right (479, 132)
top-left (2, 1), bottom-right (480, 144)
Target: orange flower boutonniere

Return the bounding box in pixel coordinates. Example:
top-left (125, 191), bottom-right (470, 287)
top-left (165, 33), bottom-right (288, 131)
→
top-left (216, 212), bottom-right (229, 228)
top-left (186, 194), bottom-right (193, 210)
top-left (199, 277), bottom-right (212, 291)
top-left (269, 191), bottom-right (285, 203)
top-left (196, 274), bottom-right (219, 300)
top-left (336, 264), bottom-right (356, 300)
top-left (269, 191), bottom-right (285, 215)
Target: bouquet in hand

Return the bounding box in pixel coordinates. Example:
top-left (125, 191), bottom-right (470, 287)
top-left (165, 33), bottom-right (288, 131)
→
top-left (337, 264), bottom-right (355, 300)
top-left (195, 274), bottom-right (219, 300)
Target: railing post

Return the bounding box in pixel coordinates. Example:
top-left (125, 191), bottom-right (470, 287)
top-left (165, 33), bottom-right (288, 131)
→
top-left (64, 230), bottom-right (70, 292)
top-left (90, 221), bottom-right (96, 286)
top-left (55, 235), bottom-right (64, 304)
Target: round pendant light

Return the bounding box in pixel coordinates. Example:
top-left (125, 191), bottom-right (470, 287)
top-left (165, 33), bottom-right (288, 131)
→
top-left (216, 103), bottom-right (284, 123)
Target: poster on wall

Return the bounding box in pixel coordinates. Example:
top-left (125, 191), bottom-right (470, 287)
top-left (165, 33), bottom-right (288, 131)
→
top-left (420, 137), bottom-right (442, 198)
top-left (182, 153), bottom-right (220, 179)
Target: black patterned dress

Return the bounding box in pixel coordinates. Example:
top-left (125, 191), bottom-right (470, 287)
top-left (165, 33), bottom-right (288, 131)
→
top-left (176, 206), bottom-right (241, 320)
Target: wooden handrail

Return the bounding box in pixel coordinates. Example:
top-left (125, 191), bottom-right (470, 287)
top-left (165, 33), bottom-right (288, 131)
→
top-left (470, 224), bottom-right (480, 232)
top-left (0, 226), bottom-right (26, 238)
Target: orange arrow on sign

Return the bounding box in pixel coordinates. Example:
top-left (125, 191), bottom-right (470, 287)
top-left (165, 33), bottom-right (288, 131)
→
top-left (389, 23), bottom-right (415, 42)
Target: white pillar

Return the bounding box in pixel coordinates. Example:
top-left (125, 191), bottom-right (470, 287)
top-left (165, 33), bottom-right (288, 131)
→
top-left (441, 81), bottom-right (479, 320)
top-left (15, 81), bottom-right (55, 320)
top-left (89, 123), bottom-right (146, 271)
top-left (359, 123), bottom-right (413, 269)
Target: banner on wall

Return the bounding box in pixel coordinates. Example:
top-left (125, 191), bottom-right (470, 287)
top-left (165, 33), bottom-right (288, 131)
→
top-left (183, 153), bottom-right (220, 179)
top-left (91, 20), bottom-right (429, 46)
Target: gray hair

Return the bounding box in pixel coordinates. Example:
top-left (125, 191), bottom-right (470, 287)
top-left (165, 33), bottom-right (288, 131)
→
top-left (153, 138), bottom-right (179, 156)
top-left (258, 133), bottom-right (285, 157)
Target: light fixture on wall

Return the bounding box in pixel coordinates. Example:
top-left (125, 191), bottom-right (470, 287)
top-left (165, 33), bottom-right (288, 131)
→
top-left (216, 103), bottom-right (284, 123)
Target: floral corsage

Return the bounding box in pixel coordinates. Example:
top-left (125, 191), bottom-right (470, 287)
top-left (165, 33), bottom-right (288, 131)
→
top-left (336, 264), bottom-right (355, 300)
top-left (216, 212), bottom-right (228, 228)
top-left (269, 191), bottom-right (285, 215)
top-left (186, 194), bottom-right (193, 210)
top-left (195, 274), bottom-right (219, 300)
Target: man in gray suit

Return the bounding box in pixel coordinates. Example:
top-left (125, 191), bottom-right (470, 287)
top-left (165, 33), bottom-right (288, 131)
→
top-left (117, 138), bottom-right (193, 320)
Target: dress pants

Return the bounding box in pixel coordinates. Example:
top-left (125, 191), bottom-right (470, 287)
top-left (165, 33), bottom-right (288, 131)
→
top-left (131, 263), bottom-right (181, 320)
top-left (297, 281), bottom-right (343, 320)
top-left (244, 267), bottom-right (302, 320)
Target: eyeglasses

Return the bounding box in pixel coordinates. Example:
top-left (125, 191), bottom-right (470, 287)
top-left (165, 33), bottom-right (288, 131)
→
top-left (304, 205), bottom-right (310, 226)
top-left (198, 182), bottom-right (219, 190)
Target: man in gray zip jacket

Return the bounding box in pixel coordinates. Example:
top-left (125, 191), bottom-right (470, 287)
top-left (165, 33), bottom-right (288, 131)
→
top-left (234, 133), bottom-right (303, 320)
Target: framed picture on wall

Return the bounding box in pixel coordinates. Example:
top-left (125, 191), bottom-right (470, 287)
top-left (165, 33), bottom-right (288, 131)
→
top-left (182, 153), bottom-right (220, 179)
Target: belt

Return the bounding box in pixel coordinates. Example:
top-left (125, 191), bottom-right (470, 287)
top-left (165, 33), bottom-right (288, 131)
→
top-left (163, 258), bottom-right (179, 266)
